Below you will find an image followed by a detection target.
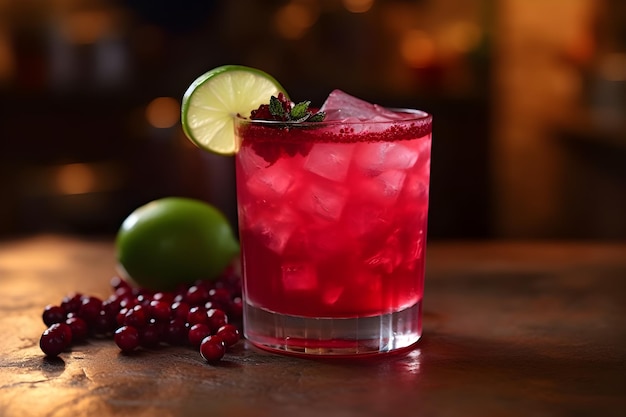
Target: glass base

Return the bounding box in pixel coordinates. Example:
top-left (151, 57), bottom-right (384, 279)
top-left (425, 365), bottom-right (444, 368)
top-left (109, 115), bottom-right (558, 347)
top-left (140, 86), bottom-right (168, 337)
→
top-left (243, 301), bottom-right (422, 357)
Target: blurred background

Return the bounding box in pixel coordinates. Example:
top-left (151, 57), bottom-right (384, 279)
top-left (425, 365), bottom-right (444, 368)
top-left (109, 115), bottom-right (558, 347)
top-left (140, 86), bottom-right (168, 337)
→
top-left (0, 0), bottom-right (624, 241)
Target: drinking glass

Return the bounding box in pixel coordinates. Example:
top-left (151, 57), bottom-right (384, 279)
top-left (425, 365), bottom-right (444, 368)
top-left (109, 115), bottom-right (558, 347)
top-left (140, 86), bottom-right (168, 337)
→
top-left (234, 110), bottom-right (432, 356)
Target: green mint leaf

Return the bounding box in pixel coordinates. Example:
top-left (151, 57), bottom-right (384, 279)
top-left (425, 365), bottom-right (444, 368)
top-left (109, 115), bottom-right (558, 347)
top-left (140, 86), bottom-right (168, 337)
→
top-left (269, 96), bottom-right (286, 118)
top-left (308, 111), bottom-right (326, 122)
top-left (290, 114), bottom-right (312, 123)
top-left (290, 101), bottom-right (310, 120)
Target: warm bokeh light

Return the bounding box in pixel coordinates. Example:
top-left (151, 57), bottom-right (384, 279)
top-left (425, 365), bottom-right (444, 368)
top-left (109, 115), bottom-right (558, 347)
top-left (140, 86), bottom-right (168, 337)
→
top-left (439, 21), bottom-right (482, 56)
top-left (599, 53), bottom-right (626, 82)
top-left (400, 30), bottom-right (436, 69)
top-left (145, 97), bottom-right (180, 129)
top-left (59, 10), bottom-right (115, 45)
top-left (274, 0), bottom-right (320, 40)
top-left (342, 0), bottom-right (374, 14)
top-left (55, 163), bottom-right (96, 195)
top-left (0, 28), bottom-right (15, 81)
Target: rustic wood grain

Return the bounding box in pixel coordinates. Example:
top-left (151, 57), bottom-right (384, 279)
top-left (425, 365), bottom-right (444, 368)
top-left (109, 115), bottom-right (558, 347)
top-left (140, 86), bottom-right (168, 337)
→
top-left (0, 236), bottom-right (624, 417)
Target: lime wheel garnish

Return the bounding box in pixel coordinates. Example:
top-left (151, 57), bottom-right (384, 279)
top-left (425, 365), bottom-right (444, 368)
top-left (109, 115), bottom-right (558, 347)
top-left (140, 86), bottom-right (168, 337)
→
top-left (181, 65), bottom-right (287, 155)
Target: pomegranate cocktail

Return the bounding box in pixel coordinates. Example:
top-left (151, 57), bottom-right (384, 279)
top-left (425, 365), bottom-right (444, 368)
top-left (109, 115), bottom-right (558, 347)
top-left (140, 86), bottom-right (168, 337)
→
top-left (235, 90), bottom-right (432, 355)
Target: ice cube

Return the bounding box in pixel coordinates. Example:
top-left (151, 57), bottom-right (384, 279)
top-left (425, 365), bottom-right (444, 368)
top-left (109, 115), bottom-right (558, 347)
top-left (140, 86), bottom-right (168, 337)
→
top-left (403, 173), bottom-right (430, 203)
top-left (244, 205), bottom-right (300, 254)
top-left (354, 141), bottom-right (419, 174)
top-left (364, 242), bottom-right (403, 274)
top-left (376, 169), bottom-right (407, 197)
top-left (281, 263), bottom-right (317, 291)
top-left (237, 145), bottom-right (268, 176)
top-left (344, 204), bottom-right (390, 238)
top-left (245, 159), bottom-right (295, 198)
top-left (304, 143), bottom-right (355, 182)
top-left (321, 90), bottom-right (402, 122)
top-left (358, 169), bottom-right (407, 203)
top-left (298, 181), bottom-right (348, 221)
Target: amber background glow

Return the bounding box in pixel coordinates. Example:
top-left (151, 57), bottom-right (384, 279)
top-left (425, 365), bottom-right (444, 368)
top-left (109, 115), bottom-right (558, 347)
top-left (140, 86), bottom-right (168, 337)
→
top-left (0, 0), bottom-right (624, 240)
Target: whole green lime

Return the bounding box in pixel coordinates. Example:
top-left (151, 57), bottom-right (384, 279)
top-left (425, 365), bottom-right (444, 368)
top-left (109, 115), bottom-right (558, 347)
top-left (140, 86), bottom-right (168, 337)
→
top-left (115, 197), bottom-right (240, 291)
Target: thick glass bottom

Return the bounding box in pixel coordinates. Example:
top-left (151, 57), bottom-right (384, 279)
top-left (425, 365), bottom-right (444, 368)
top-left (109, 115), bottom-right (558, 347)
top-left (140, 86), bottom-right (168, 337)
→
top-left (243, 301), bottom-right (422, 357)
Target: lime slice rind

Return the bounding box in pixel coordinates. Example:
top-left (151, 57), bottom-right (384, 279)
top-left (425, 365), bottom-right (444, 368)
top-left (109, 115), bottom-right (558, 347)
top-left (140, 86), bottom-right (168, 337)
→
top-left (181, 65), bottom-right (286, 155)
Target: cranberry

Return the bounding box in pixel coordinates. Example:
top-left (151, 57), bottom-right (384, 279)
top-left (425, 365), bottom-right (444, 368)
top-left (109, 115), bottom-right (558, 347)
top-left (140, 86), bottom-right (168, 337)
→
top-left (209, 288), bottom-right (231, 309)
top-left (118, 296), bottom-right (137, 310)
top-left (200, 335), bottom-right (225, 362)
top-left (188, 323), bottom-right (211, 347)
top-left (216, 324), bottom-right (240, 347)
top-left (40, 269), bottom-right (243, 362)
top-left (40, 323), bottom-right (72, 357)
top-left (78, 296), bottom-right (102, 325)
top-left (102, 296), bottom-right (122, 317)
top-left (148, 300), bottom-right (171, 322)
top-left (207, 308), bottom-right (228, 332)
top-left (110, 276), bottom-right (131, 292)
top-left (170, 301), bottom-right (190, 321)
top-left (152, 292), bottom-right (174, 304)
top-left (65, 316), bottom-right (88, 341)
top-left (185, 285), bottom-right (209, 306)
top-left (114, 325), bottom-right (140, 352)
top-left (42, 304), bottom-right (66, 326)
top-left (60, 293), bottom-right (83, 314)
top-left (228, 297), bottom-right (243, 321)
top-left (114, 285), bottom-right (133, 298)
top-left (186, 306), bottom-right (208, 326)
top-left (93, 310), bottom-right (117, 335)
top-left (123, 304), bottom-right (148, 328)
top-left (165, 318), bottom-right (189, 345)
top-left (116, 307), bottom-right (129, 326)
top-left (139, 323), bottom-right (162, 348)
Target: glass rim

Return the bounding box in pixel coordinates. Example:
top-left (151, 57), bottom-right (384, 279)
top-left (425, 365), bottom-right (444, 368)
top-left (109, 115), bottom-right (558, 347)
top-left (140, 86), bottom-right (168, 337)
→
top-left (235, 108), bottom-right (432, 127)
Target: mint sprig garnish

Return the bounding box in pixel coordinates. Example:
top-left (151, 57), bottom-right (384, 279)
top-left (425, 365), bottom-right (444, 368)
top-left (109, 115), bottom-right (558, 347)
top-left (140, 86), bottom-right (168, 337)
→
top-left (254, 94), bottom-right (326, 123)
top-left (269, 95), bottom-right (288, 119)
top-left (248, 93), bottom-right (324, 165)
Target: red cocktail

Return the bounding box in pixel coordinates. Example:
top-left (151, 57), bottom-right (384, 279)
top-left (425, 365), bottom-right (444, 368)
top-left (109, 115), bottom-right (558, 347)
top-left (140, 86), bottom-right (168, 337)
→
top-left (235, 90), bottom-right (432, 355)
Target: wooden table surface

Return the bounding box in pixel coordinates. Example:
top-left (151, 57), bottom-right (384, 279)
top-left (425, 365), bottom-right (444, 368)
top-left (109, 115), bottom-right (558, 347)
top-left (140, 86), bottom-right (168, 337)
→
top-left (0, 235), bottom-right (624, 417)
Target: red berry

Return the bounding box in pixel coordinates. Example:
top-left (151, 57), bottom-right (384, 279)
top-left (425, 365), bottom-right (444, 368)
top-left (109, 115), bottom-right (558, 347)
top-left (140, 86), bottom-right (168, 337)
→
top-left (216, 324), bottom-right (240, 347)
top-left (139, 323), bottom-right (163, 348)
top-left (65, 316), bottom-right (88, 341)
top-left (148, 300), bottom-right (171, 322)
top-left (152, 292), bottom-right (174, 304)
top-left (170, 301), bottom-right (190, 321)
top-left (116, 307), bottom-right (129, 326)
top-left (165, 318), bottom-right (189, 345)
top-left (39, 260), bottom-right (243, 359)
top-left (60, 293), bottom-right (82, 314)
top-left (186, 306), bottom-right (208, 326)
top-left (42, 304), bottom-right (66, 326)
top-left (114, 325), bottom-right (140, 352)
top-left (185, 285), bottom-right (209, 306)
top-left (78, 296), bottom-right (102, 325)
top-left (40, 323), bottom-right (72, 357)
top-left (200, 335), bottom-right (225, 362)
top-left (228, 297), bottom-right (243, 321)
top-left (92, 310), bottom-right (116, 335)
top-left (123, 304), bottom-right (148, 328)
top-left (208, 288), bottom-right (231, 311)
top-left (207, 308), bottom-right (228, 332)
top-left (110, 275), bottom-right (131, 292)
top-left (102, 296), bottom-right (122, 317)
top-left (188, 323), bottom-right (211, 347)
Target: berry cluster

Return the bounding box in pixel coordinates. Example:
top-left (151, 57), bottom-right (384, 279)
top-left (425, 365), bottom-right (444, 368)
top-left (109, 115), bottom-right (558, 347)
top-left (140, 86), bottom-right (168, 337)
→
top-left (39, 269), bottom-right (243, 363)
top-left (247, 93), bottom-right (327, 165)
top-left (250, 92), bottom-right (292, 121)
